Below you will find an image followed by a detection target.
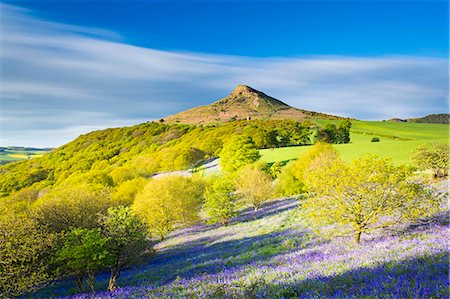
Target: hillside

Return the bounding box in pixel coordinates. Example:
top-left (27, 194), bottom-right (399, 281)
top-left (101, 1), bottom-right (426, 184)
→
top-left (388, 113), bottom-right (450, 124)
top-left (164, 85), bottom-right (343, 124)
top-left (261, 120), bottom-right (449, 165)
top-left (0, 119), bottom-right (323, 197)
top-left (31, 198), bottom-right (449, 298)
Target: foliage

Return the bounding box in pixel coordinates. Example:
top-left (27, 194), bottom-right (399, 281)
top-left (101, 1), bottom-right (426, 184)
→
top-left (274, 142), bottom-right (339, 197)
top-left (235, 165), bottom-right (274, 210)
top-left (411, 142), bottom-right (449, 178)
top-left (0, 119), bottom-right (332, 198)
top-left (220, 136), bottom-right (261, 172)
top-left (133, 176), bottom-right (204, 240)
top-left (34, 184), bottom-right (113, 231)
top-left (31, 198), bottom-right (448, 299)
top-left (55, 227), bottom-right (111, 292)
top-left (316, 120), bottom-right (352, 144)
top-left (303, 155), bottom-right (443, 243)
top-left (111, 177), bottom-right (147, 206)
top-left (99, 206), bottom-right (149, 291)
top-left (203, 176), bottom-right (239, 226)
top-left (0, 211), bottom-right (57, 297)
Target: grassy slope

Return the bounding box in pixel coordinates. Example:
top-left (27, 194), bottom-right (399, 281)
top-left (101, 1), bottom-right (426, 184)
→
top-left (32, 198), bottom-right (449, 298)
top-left (260, 121), bottom-right (449, 165)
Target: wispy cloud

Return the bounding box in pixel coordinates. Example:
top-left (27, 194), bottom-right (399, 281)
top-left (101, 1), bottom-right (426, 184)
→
top-left (0, 4), bottom-right (447, 147)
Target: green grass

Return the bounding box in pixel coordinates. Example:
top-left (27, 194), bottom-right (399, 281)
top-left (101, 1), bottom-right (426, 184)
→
top-left (0, 149), bottom-right (49, 164)
top-left (261, 121), bottom-right (449, 165)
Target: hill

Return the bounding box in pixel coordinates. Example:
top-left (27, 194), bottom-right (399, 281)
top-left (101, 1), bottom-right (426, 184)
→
top-left (261, 120), bottom-right (449, 165)
top-left (388, 113), bottom-right (450, 124)
top-left (31, 198), bottom-right (449, 298)
top-left (164, 85), bottom-right (343, 124)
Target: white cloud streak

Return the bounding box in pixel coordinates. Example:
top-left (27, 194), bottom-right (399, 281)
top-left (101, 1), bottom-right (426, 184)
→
top-left (0, 4), bottom-right (447, 147)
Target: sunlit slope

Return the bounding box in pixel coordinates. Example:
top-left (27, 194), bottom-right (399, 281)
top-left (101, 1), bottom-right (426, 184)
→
top-left (260, 121), bottom-right (449, 165)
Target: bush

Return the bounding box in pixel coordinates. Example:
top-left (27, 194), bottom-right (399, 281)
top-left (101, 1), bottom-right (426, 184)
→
top-left (371, 137), bottom-right (380, 142)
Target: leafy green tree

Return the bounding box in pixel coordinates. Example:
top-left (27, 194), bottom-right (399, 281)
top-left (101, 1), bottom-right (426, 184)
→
top-left (55, 227), bottom-right (111, 292)
top-left (111, 177), bottom-right (147, 206)
top-left (411, 142), bottom-right (449, 178)
top-left (33, 184), bottom-right (113, 231)
top-left (133, 176), bottom-right (204, 240)
top-left (315, 120), bottom-right (351, 144)
top-left (336, 120), bottom-right (352, 143)
top-left (203, 177), bottom-right (239, 226)
top-left (0, 211), bottom-right (57, 297)
top-left (100, 206), bottom-right (149, 291)
top-left (235, 165), bottom-right (274, 211)
top-left (303, 155), bottom-right (442, 244)
top-left (275, 142), bottom-right (339, 197)
top-left (220, 136), bottom-right (261, 172)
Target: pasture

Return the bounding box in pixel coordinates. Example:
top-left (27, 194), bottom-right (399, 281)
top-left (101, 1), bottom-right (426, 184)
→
top-left (261, 121), bottom-right (449, 165)
top-left (0, 148), bottom-right (49, 164)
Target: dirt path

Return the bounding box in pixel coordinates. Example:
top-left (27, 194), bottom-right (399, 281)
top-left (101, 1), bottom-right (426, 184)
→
top-left (151, 158), bottom-right (221, 179)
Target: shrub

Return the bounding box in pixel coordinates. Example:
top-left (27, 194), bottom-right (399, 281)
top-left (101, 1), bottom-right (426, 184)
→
top-left (371, 137), bottom-right (380, 142)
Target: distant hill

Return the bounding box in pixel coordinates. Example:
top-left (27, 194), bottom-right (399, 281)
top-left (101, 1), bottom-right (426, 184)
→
top-left (388, 114), bottom-right (450, 124)
top-left (164, 85), bottom-right (344, 124)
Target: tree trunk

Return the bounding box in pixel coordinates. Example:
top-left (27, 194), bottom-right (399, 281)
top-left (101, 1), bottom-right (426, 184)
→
top-left (160, 234), bottom-right (164, 241)
top-left (87, 271), bottom-right (95, 292)
top-left (354, 230), bottom-right (362, 244)
top-left (107, 267), bottom-right (119, 291)
top-left (74, 273), bottom-right (84, 291)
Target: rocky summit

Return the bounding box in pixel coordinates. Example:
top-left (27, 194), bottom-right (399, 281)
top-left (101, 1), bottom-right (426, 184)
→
top-left (164, 85), bottom-right (342, 124)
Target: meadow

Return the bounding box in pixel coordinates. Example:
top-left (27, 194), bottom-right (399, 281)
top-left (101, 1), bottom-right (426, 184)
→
top-left (261, 120), bottom-right (449, 165)
top-left (30, 197), bottom-right (449, 298)
top-left (0, 148), bottom-right (49, 165)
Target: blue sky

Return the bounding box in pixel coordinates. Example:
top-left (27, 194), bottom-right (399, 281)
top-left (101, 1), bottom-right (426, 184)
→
top-left (0, 1), bottom-right (448, 147)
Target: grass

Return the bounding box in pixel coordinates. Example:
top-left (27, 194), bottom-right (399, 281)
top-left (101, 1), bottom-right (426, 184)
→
top-left (30, 196), bottom-right (449, 298)
top-left (261, 121), bottom-right (449, 165)
top-left (0, 149), bottom-right (49, 164)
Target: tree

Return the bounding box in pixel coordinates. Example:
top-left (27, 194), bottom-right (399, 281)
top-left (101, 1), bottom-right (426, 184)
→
top-left (411, 142), bottom-right (449, 178)
top-left (315, 120), bottom-right (351, 144)
top-left (100, 206), bottom-right (149, 291)
top-left (303, 155), bottom-right (442, 244)
top-left (0, 211), bottom-right (57, 297)
top-left (33, 184), bottom-right (113, 231)
top-left (235, 165), bottom-right (274, 211)
top-left (133, 176), bottom-right (204, 240)
top-left (220, 136), bottom-right (261, 172)
top-left (203, 176), bottom-right (239, 226)
top-left (274, 142), bottom-right (339, 197)
top-left (55, 227), bottom-right (111, 292)
top-left (111, 177), bottom-right (147, 206)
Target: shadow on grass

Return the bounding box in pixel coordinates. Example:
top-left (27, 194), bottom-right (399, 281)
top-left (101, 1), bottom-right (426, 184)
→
top-left (266, 254), bottom-right (449, 299)
top-left (27, 198), bottom-right (301, 298)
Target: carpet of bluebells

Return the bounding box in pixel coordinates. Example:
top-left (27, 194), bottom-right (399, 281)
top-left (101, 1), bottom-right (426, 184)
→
top-left (30, 197), bottom-right (449, 299)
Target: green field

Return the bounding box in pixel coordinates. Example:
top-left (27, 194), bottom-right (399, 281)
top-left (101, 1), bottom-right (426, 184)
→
top-left (0, 149), bottom-right (49, 165)
top-left (260, 120), bottom-right (449, 165)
